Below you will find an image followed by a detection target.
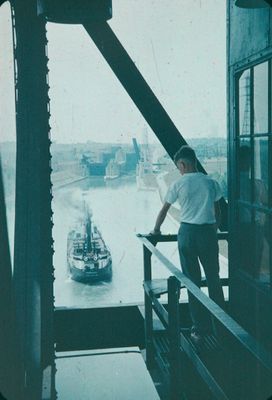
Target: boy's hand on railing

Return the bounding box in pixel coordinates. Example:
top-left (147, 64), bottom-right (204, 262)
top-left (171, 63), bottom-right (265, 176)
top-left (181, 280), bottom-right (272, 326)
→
top-left (137, 231), bottom-right (162, 237)
top-left (149, 229), bottom-right (161, 236)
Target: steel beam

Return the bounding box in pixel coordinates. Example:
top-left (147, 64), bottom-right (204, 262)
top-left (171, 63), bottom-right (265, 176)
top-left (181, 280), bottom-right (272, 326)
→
top-left (12, 0), bottom-right (55, 398)
top-left (84, 22), bottom-right (195, 163)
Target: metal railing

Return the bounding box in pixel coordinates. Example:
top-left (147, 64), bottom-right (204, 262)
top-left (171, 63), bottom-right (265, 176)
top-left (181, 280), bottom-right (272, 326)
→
top-left (138, 232), bottom-right (272, 400)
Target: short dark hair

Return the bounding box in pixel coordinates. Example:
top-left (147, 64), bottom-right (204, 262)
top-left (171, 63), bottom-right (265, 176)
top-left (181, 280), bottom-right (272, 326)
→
top-left (174, 145), bottom-right (197, 165)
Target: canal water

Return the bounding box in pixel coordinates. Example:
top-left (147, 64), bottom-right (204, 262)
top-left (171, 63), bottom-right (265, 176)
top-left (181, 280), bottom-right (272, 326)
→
top-left (53, 175), bottom-right (180, 308)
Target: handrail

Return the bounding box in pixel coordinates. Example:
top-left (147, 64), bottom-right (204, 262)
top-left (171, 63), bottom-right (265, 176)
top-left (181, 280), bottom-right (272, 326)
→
top-left (138, 234), bottom-right (272, 373)
top-left (138, 232), bottom-right (228, 243)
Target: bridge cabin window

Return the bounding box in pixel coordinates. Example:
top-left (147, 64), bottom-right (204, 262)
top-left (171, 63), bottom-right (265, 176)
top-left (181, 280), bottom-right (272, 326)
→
top-left (47, 1), bottom-right (227, 308)
top-left (235, 60), bottom-right (271, 285)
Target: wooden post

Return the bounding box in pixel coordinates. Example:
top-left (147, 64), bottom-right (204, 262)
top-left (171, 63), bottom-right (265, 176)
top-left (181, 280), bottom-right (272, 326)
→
top-left (168, 276), bottom-right (181, 399)
top-left (143, 245), bottom-right (154, 369)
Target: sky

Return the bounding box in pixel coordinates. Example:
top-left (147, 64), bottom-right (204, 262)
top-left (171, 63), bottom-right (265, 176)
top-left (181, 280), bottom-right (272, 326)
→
top-left (0, 0), bottom-right (226, 144)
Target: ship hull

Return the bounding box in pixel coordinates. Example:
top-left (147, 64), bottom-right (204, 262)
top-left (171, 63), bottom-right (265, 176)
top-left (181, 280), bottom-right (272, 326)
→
top-left (68, 260), bottom-right (112, 283)
top-left (67, 208), bottom-right (113, 284)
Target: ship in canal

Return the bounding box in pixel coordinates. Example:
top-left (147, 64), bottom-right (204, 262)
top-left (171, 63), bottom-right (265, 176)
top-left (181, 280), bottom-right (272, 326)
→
top-left (67, 206), bottom-right (112, 283)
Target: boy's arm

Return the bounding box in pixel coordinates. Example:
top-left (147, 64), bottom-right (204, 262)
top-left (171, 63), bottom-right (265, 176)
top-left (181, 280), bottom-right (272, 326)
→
top-left (151, 202), bottom-right (171, 234)
top-left (214, 200), bottom-right (221, 230)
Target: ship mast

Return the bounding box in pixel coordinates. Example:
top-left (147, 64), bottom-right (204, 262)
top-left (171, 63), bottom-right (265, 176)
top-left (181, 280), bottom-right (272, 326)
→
top-left (85, 207), bottom-right (92, 253)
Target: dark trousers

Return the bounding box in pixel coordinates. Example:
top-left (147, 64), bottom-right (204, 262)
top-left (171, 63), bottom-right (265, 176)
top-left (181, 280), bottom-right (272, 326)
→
top-left (177, 223), bottom-right (225, 333)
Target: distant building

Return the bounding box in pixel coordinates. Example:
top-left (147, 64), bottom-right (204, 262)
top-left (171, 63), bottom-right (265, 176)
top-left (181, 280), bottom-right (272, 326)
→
top-left (102, 152), bottom-right (114, 165)
top-left (86, 162), bottom-right (106, 176)
top-left (115, 148), bottom-right (126, 164)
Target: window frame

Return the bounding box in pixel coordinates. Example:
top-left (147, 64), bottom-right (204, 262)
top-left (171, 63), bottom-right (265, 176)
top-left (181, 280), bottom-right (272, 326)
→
top-left (235, 58), bottom-right (272, 286)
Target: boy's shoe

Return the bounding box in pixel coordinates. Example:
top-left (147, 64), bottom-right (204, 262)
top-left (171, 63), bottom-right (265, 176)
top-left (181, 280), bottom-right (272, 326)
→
top-left (190, 330), bottom-right (203, 345)
top-left (190, 326), bottom-right (204, 346)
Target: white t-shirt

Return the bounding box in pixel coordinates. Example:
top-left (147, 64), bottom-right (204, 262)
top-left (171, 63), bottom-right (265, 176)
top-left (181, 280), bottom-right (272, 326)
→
top-left (164, 172), bottom-right (222, 224)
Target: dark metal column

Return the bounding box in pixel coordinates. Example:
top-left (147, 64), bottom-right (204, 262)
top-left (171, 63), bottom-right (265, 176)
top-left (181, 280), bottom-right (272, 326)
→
top-left (0, 162), bottom-right (23, 399)
top-left (12, 1), bottom-right (55, 398)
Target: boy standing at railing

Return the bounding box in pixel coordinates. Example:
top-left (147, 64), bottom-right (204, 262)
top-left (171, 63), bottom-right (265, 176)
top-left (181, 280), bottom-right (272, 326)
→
top-left (151, 145), bottom-right (225, 343)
